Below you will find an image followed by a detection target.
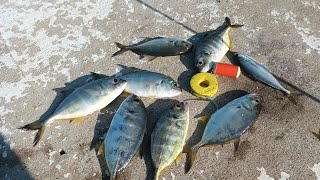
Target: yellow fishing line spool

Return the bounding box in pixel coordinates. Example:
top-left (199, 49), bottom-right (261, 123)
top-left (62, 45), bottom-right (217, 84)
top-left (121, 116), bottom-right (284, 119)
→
top-left (190, 73), bottom-right (218, 98)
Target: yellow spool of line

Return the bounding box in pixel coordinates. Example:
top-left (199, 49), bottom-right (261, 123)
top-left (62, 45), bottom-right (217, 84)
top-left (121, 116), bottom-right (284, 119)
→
top-left (190, 73), bottom-right (218, 98)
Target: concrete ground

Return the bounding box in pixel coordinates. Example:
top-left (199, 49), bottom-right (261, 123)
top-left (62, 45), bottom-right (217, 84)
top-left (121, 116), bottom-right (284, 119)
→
top-left (1, 0), bottom-right (320, 179)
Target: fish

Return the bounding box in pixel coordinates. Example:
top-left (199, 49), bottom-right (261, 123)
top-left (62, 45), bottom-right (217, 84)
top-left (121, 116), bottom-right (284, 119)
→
top-left (230, 52), bottom-right (301, 104)
top-left (231, 52), bottom-right (290, 94)
top-left (91, 66), bottom-right (182, 98)
top-left (112, 37), bottom-right (193, 61)
top-left (19, 77), bottom-right (127, 146)
top-left (151, 101), bottom-right (189, 180)
top-left (195, 17), bottom-right (243, 72)
top-left (185, 94), bottom-right (262, 173)
top-left (98, 95), bottom-right (147, 180)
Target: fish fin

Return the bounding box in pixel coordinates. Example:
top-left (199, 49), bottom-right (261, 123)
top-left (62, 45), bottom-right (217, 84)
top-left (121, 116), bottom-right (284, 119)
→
top-left (154, 168), bottom-right (161, 180)
top-left (111, 42), bottom-right (129, 57)
top-left (147, 96), bottom-right (156, 99)
top-left (286, 93), bottom-right (304, 108)
top-left (234, 137), bottom-right (240, 151)
top-left (310, 130), bottom-right (320, 140)
top-left (90, 72), bottom-right (109, 80)
top-left (198, 115), bottom-right (210, 125)
top-left (139, 134), bottom-right (147, 159)
top-left (120, 91), bottom-right (131, 97)
top-left (97, 143), bottom-right (105, 156)
top-left (185, 144), bottom-right (199, 173)
top-left (138, 54), bottom-right (145, 59)
top-left (226, 31), bottom-right (233, 49)
top-left (175, 151), bottom-right (183, 164)
top-left (71, 116), bottom-right (85, 124)
top-left (225, 17), bottom-right (243, 28)
top-left (19, 121), bottom-right (45, 146)
top-left (59, 88), bottom-right (75, 97)
top-left (116, 65), bottom-right (142, 75)
top-left (146, 56), bottom-right (157, 61)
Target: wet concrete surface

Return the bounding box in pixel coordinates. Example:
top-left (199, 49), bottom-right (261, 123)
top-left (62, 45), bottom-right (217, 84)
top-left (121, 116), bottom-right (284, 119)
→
top-left (1, 0), bottom-right (320, 179)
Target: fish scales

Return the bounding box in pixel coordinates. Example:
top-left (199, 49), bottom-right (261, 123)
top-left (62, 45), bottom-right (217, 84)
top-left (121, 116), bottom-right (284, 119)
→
top-left (117, 70), bottom-right (182, 98)
top-left (195, 17), bottom-right (243, 72)
top-left (151, 102), bottom-right (189, 180)
top-left (233, 52), bottom-right (291, 94)
top-left (185, 94), bottom-right (261, 173)
top-left (103, 95), bottom-right (147, 179)
top-left (20, 77), bottom-right (127, 146)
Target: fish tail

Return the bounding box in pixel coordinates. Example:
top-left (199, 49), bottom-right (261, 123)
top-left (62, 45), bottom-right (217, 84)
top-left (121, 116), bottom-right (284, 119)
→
top-left (111, 42), bottom-right (129, 57)
top-left (225, 17), bottom-right (243, 28)
top-left (310, 130), bottom-right (320, 140)
top-left (19, 120), bottom-right (46, 146)
top-left (286, 92), bottom-right (304, 108)
top-left (185, 144), bottom-right (200, 173)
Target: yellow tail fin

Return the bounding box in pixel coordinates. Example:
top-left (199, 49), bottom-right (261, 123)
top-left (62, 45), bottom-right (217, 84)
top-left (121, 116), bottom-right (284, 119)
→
top-left (19, 121), bottom-right (45, 146)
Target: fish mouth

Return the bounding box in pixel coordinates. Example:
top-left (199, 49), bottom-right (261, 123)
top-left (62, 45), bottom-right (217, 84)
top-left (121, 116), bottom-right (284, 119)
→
top-left (249, 93), bottom-right (263, 103)
top-left (117, 78), bottom-right (127, 83)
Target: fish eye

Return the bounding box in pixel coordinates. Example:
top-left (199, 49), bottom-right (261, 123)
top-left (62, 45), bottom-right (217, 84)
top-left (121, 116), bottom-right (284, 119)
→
top-left (204, 52), bottom-right (210, 56)
top-left (255, 99), bottom-right (260, 103)
top-left (176, 104), bottom-right (181, 108)
top-left (197, 60), bottom-right (203, 66)
top-left (112, 78), bottom-right (119, 84)
top-left (172, 82), bottom-right (178, 88)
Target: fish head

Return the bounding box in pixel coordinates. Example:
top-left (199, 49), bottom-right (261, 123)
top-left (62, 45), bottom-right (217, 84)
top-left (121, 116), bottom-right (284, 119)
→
top-left (170, 101), bottom-right (189, 119)
top-left (241, 93), bottom-right (262, 111)
top-left (195, 53), bottom-right (214, 72)
top-left (174, 40), bottom-right (193, 54)
top-left (159, 77), bottom-right (182, 97)
top-left (101, 77), bottom-right (127, 93)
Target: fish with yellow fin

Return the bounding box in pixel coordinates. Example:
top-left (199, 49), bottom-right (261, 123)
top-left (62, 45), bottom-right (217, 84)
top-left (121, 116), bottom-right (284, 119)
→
top-left (151, 101), bottom-right (189, 180)
top-left (98, 95), bottom-right (147, 180)
top-left (195, 17), bottom-right (243, 72)
top-left (19, 77), bottom-right (127, 146)
top-left (185, 94), bottom-right (262, 173)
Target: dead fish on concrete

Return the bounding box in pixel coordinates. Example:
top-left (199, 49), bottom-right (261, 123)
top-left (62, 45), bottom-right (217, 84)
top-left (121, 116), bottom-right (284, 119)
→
top-left (231, 52), bottom-right (300, 104)
top-left (98, 95), bottom-right (147, 180)
top-left (195, 17), bottom-right (243, 72)
top-left (112, 37), bottom-right (192, 61)
top-left (185, 94), bottom-right (262, 173)
top-left (151, 101), bottom-right (189, 180)
top-left (19, 77), bottom-right (127, 146)
top-left (91, 67), bottom-right (182, 98)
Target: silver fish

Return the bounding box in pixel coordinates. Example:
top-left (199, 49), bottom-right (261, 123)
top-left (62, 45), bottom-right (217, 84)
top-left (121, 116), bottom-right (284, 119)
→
top-left (91, 67), bottom-right (182, 98)
top-left (195, 17), bottom-right (243, 72)
top-left (186, 94), bottom-right (262, 172)
top-left (112, 37), bottom-right (192, 61)
top-left (232, 52), bottom-right (291, 94)
top-left (151, 101), bottom-right (189, 180)
top-left (98, 95), bottom-right (147, 180)
top-left (20, 77), bottom-right (127, 146)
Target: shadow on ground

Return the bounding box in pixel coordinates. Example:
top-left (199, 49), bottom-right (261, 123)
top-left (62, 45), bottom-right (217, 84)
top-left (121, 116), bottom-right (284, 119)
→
top-left (0, 134), bottom-right (33, 179)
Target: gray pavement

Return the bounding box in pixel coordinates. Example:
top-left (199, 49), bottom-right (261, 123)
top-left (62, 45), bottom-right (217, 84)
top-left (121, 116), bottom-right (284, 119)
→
top-left (1, 0), bottom-right (320, 179)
